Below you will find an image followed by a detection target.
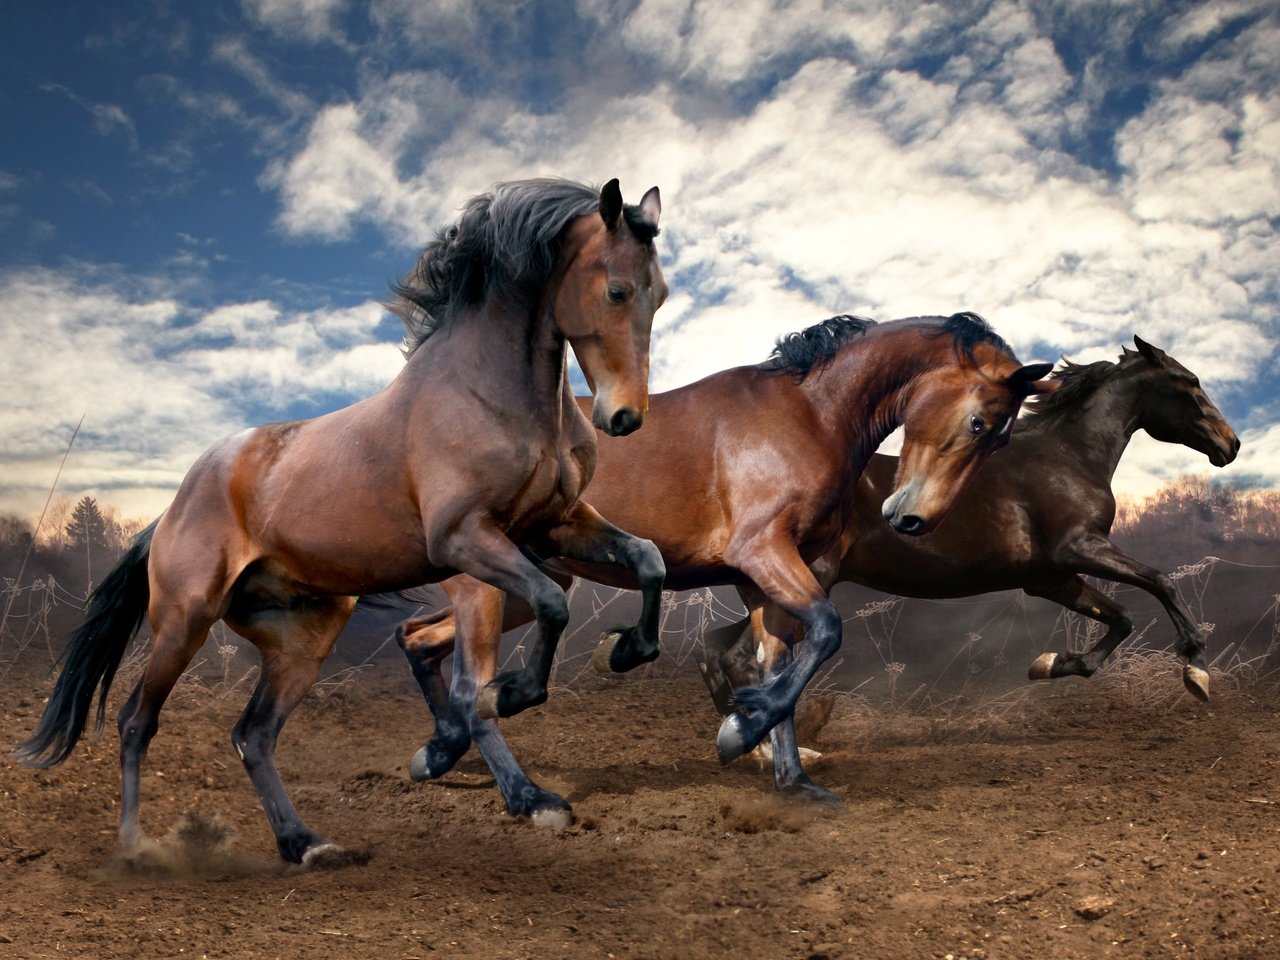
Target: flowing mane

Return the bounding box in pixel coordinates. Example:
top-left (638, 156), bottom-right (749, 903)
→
top-left (761, 311), bottom-right (1017, 381)
top-left (761, 314), bottom-right (876, 378)
top-left (1021, 349), bottom-right (1147, 428)
top-left (391, 178), bottom-right (660, 357)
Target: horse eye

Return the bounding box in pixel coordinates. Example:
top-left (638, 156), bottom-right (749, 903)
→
top-left (969, 415), bottom-right (986, 436)
top-left (607, 285), bottom-right (628, 304)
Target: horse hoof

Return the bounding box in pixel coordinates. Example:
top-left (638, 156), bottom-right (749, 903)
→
top-left (717, 712), bottom-right (749, 765)
top-left (296, 843), bottom-right (373, 872)
top-left (530, 807), bottom-right (574, 831)
top-left (1183, 665), bottom-right (1210, 702)
top-left (476, 684), bottom-right (500, 719)
top-left (592, 631), bottom-right (622, 674)
top-left (1028, 652), bottom-right (1060, 680)
top-left (409, 746), bottom-right (432, 782)
top-left (781, 780), bottom-right (844, 808)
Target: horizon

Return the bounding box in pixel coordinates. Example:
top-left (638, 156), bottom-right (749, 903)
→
top-left (2, 1), bottom-right (1277, 519)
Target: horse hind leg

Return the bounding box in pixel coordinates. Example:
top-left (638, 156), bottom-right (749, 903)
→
top-left (396, 609), bottom-right (471, 782)
top-left (228, 595), bottom-right (360, 866)
top-left (116, 600), bottom-right (219, 856)
top-left (449, 576), bottom-right (571, 827)
top-left (1026, 577), bottom-right (1133, 682)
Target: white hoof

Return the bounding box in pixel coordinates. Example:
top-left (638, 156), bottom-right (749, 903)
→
top-left (409, 746), bottom-right (431, 782)
top-left (301, 843), bottom-right (341, 866)
top-left (1028, 652), bottom-right (1060, 681)
top-left (530, 808), bottom-right (573, 831)
top-left (592, 632), bottom-right (622, 674)
top-left (475, 685), bottom-right (500, 720)
top-left (717, 712), bottom-right (748, 765)
top-left (1183, 665), bottom-right (1210, 701)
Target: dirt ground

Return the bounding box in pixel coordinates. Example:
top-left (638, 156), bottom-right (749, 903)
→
top-left (2, 652), bottom-right (1279, 960)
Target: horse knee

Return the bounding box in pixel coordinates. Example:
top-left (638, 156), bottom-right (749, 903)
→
top-left (533, 589), bottom-right (570, 635)
top-left (808, 601), bottom-right (842, 657)
top-left (632, 538), bottom-right (665, 586)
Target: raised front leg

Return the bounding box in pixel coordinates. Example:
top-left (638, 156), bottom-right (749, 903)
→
top-left (542, 502), bottom-right (667, 676)
top-left (439, 519), bottom-right (573, 720)
top-left (1025, 576), bottom-right (1134, 680)
top-left (716, 529), bottom-right (843, 764)
top-left (1060, 535), bottom-right (1210, 700)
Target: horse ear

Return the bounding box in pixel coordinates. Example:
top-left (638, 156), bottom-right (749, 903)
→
top-left (639, 185), bottom-right (661, 226)
top-left (599, 178), bottom-right (624, 230)
top-left (1006, 362), bottom-right (1057, 397)
top-left (1133, 334), bottom-right (1167, 366)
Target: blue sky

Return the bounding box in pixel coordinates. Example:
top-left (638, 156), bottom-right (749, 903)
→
top-left (1, 0), bottom-right (1278, 521)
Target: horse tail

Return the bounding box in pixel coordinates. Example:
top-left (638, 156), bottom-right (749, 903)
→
top-left (16, 520), bottom-right (156, 768)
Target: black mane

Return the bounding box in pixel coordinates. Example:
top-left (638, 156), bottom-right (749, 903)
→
top-left (928, 311), bottom-right (1016, 365)
top-left (390, 179), bottom-right (658, 357)
top-left (761, 314), bottom-right (876, 378)
top-left (1022, 349), bottom-right (1146, 425)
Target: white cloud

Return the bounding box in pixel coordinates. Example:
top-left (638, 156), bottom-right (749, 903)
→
top-left (242, 0), bottom-right (349, 43)
top-left (0, 267), bottom-right (399, 520)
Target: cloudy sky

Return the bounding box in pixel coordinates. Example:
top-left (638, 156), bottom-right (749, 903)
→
top-left (1, 0), bottom-right (1277, 522)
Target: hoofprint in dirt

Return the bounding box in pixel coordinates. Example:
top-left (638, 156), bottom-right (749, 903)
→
top-left (3, 660), bottom-right (1279, 960)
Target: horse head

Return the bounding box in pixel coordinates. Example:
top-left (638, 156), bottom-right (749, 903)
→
top-left (882, 321), bottom-right (1056, 535)
top-left (1131, 335), bottom-right (1240, 468)
top-left (554, 180), bottom-right (667, 437)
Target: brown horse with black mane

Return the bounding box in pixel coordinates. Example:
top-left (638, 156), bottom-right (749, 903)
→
top-left (699, 335), bottom-right (1240, 720)
top-left (19, 178), bottom-right (667, 863)
top-left (397, 312), bottom-right (1055, 816)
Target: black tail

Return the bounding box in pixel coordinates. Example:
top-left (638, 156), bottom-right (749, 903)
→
top-left (16, 521), bottom-right (156, 768)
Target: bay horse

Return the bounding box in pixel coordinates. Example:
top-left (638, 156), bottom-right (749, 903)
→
top-left (700, 336), bottom-right (1240, 720)
top-left (397, 312), bottom-right (1055, 814)
top-left (18, 178), bottom-right (668, 864)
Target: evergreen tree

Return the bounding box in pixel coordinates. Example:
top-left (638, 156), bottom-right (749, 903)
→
top-left (65, 496), bottom-right (109, 553)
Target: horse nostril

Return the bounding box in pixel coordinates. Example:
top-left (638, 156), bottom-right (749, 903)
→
top-left (1234, 436), bottom-right (1242, 453)
top-left (608, 408), bottom-right (642, 437)
top-left (896, 514), bottom-right (926, 535)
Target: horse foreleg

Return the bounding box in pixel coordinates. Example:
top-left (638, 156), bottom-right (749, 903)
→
top-left (743, 594), bottom-right (841, 804)
top-left (534, 502), bottom-right (666, 674)
top-left (449, 576), bottom-right (572, 827)
top-left (439, 521), bottom-right (570, 719)
top-left (230, 597), bottom-right (356, 866)
top-left (1026, 576), bottom-right (1134, 681)
top-left (1061, 536), bottom-right (1210, 700)
top-left (716, 530), bottom-right (842, 765)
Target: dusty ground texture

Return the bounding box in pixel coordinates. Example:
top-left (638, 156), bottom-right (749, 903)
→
top-left (2, 654), bottom-right (1279, 960)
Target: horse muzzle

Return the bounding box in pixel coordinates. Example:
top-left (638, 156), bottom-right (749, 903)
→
top-left (593, 403), bottom-right (645, 437)
top-left (1205, 429), bottom-right (1241, 468)
top-left (881, 484), bottom-right (932, 537)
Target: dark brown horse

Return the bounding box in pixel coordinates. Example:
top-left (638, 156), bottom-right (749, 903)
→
top-left (398, 313), bottom-right (1055, 814)
top-left (19, 178), bottom-right (668, 863)
top-left (700, 336), bottom-right (1240, 722)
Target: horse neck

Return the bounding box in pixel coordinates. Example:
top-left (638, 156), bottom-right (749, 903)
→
top-left (802, 337), bottom-right (922, 469)
top-left (1048, 370), bottom-right (1145, 482)
top-left (412, 297), bottom-right (567, 427)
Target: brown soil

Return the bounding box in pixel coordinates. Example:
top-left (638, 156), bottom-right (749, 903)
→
top-left (3, 659), bottom-right (1279, 960)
